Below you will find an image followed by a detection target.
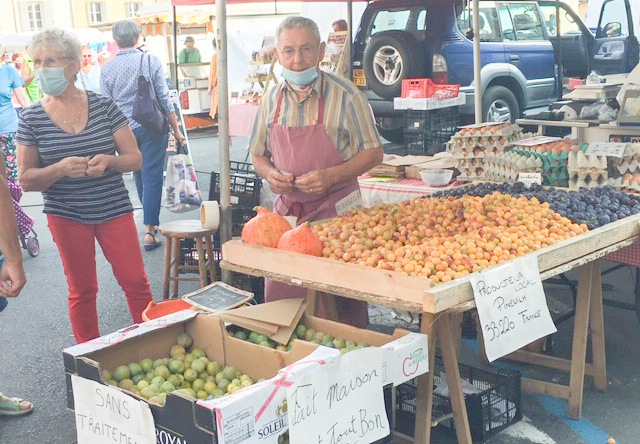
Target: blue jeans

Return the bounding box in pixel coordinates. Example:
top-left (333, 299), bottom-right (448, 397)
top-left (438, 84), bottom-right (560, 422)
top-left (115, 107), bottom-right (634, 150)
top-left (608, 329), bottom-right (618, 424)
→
top-left (132, 126), bottom-right (168, 226)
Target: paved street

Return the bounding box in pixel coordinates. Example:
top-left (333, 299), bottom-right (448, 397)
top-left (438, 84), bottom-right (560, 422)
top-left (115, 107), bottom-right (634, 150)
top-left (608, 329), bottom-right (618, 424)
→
top-left (1, 132), bottom-right (640, 443)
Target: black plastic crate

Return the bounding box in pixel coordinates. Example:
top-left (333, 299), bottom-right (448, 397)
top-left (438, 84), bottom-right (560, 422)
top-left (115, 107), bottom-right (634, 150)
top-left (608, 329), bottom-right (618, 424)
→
top-left (208, 162), bottom-right (261, 224)
top-left (395, 355), bottom-right (521, 442)
top-left (403, 108), bottom-right (460, 155)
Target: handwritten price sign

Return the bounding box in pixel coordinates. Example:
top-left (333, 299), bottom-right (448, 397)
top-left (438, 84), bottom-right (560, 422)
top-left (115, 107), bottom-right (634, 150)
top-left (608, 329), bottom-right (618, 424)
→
top-left (286, 348), bottom-right (389, 444)
top-left (470, 255), bottom-right (557, 362)
top-left (517, 172), bottom-right (542, 187)
top-left (586, 142), bottom-right (626, 158)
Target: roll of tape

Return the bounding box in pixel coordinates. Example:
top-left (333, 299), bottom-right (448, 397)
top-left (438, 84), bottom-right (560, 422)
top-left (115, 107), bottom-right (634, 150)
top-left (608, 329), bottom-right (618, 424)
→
top-left (200, 201), bottom-right (220, 230)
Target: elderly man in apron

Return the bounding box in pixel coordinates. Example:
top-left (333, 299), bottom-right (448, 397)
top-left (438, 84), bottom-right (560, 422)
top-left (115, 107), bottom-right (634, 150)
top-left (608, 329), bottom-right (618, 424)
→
top-left (250, 16), bottom-right (383, 328)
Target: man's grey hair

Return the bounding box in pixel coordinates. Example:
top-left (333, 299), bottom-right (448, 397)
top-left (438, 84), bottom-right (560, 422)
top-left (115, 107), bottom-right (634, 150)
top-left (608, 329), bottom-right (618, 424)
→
top-left (275, 16), bottom-right (321, 46)
top-left (113, 20), bottom-right (141, 48)
top-left (28, 29), bottom-right (81, 62)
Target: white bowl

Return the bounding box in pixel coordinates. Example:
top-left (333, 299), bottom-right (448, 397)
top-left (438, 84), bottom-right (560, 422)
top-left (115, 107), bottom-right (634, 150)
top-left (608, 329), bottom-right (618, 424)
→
top-left (420, 169), bottom-right (454, 186)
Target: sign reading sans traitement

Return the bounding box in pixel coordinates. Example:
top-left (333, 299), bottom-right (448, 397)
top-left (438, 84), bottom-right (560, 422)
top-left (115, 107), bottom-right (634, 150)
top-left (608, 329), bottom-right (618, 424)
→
top-left (286, 348), bottom-right (390, 444)
top-left (470, 255), bottom-right (557, 362)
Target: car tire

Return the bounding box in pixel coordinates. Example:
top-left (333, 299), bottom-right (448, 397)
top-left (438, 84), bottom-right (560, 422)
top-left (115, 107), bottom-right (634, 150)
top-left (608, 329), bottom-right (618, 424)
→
top-left (378, 126), bottom-right (404, 144)
top-left (363, 32), bottom-right (425, 100)
top-left (482, 86), bottom-right (520, 123)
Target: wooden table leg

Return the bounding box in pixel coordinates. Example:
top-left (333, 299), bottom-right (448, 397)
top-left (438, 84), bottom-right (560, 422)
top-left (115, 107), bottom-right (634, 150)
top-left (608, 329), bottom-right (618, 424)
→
top-left (171, 237), bottom-right (181, 298)
top-left (162, 237), bottom-right (172, 300)
top-left (205, 236), bottom-right (217, 282)
top-left (414, 312), bottom-right (436, 444)
top-left (438, 312), bottom-right (473, 444)
top-left (196, 237), bottom-right (207, 288)
top-left (568, 262), bottom-right (595, 419)
top-left (590, 261), bottom-right (607, 392)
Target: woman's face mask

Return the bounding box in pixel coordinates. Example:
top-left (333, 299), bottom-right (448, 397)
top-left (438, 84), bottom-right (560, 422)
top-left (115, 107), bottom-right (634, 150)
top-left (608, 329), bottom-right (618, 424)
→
top-left (36, 63), bottom-right (72, 96)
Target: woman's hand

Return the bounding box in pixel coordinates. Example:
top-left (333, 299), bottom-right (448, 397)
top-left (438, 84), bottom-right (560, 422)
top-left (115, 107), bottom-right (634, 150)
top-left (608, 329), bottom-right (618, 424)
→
top-left (87, 154), bottom-right (113, 177)
top-left (59, 156), bottom-right (89, 178)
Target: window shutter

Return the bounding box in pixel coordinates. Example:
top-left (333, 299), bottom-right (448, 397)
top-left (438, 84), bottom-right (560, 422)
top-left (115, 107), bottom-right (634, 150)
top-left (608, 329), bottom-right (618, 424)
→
top-left (43, 1), bottom-right (54, 28)
top-left (18, 2), bottom-right (29, 32)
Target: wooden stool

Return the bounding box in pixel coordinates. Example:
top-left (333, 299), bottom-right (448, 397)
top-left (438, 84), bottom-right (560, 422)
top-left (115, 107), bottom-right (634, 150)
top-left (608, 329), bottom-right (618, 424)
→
top-left (158, 220), bottom-right (217, 300)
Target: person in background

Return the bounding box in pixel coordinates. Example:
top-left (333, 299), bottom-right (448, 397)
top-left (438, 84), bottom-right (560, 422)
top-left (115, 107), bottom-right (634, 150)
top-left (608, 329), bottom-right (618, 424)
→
top-left (178, 36), bottom-right (201, 64)
top-left (0, 150), bottom-right (30, 417)
top-left (0, 50), bottom-right (29, 182)
top-left (17, 28), bottom-right (153, 343)
top-left (249, 16), bottom-right (383, 328)
top-left (332, 19), bottom-right (348, 32)
top-left (100, 20), bottom-right (186, 251)
top-left (75, 45), bottom-right (101, 94)
top-left (207, 39), bottom-right (219, 120)
top-left (19, 46), bottom-right (39, 105)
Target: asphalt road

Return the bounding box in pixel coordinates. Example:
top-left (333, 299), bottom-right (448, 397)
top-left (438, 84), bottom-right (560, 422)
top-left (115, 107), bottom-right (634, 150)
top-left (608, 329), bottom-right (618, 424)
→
top-left (1, 132), bottom-right (640, 444)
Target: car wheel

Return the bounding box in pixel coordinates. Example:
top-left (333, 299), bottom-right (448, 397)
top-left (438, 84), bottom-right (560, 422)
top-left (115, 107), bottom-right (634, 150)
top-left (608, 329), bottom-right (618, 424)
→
top-left (363, 33), bottom-right (424, 100)
top-left (378, 126), bottom-right (404, 144)
top-left (482, 86), bottom-right (520, 123)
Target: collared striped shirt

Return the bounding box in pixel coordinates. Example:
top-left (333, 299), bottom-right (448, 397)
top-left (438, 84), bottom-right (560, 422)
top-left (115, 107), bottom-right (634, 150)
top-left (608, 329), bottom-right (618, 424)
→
top-left (249, 72), bottom-right (381, 160)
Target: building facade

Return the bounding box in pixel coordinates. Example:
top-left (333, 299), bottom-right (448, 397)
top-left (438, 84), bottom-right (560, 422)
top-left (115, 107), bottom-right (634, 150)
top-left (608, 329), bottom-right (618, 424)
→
top-left (0, 0), bottom-right (159, 35)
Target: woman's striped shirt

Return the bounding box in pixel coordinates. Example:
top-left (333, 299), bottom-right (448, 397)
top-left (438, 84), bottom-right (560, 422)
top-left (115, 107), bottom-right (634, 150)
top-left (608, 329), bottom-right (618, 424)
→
top-left (17, 92), bottom-right (133, 223)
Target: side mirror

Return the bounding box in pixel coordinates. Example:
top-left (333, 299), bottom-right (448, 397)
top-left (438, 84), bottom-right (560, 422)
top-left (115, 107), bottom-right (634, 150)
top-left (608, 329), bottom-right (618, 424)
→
top-left (603, 22), bottom-right (622, 37)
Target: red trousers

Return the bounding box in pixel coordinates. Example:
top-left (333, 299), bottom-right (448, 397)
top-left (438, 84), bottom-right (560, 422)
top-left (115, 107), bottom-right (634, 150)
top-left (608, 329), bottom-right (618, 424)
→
top-left (47, 213), bottom-right (153, 343)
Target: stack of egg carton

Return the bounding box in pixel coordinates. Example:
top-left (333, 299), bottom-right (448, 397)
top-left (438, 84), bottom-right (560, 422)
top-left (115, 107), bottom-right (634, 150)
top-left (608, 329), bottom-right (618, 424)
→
top-left (609, 143), bottom-right (640, 191)
top-left (512, 137), bottom-right (584, 187)
top-left (484, 152), bottom-right (543, 183)
top-left (447, 123), bottom-right (523, 181)
top-left (567, 149), bottom-right (608, 189)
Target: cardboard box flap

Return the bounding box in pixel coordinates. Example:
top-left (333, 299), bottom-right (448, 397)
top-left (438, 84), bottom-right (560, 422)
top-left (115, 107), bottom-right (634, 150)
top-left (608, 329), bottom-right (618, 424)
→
top-left (63, 310), bottom-right (197, 358)
top-left (221, 298), bottom-right (305, 327)
top-left (383, 155), bottom-right (434, 166)
top-left (214, 312), bottom-right (280, 335)
top-left (269, 299), bottom-right (308, 345)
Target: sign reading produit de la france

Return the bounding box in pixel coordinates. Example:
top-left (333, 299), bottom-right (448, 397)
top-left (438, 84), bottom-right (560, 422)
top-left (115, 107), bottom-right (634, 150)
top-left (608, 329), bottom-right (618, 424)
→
top-left (470, 255), bottom-right (557, 362)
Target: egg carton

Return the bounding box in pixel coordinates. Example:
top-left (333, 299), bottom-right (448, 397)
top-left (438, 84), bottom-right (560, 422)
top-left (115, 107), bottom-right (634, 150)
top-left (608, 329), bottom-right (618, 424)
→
top-left (453, 122), bottom-right (521, 138)
top-left (451, 148), bottom-right (488, 158)
top-left (513, 137), bottom-right (582, 156)
top-left (458, 168), bottom-right (485, 181)
top-left (569, 172), bottom-right (608, 189)
top-left (615, 163), bottom-right (640, 175)
top-left (457, 158), bottom-right (484, 169)
top-left (567, 150), bottom-right (607, 174)
top-left (621, 143), bottom-right (640, 157)
top-left (608, 176), bottom-right (623, 190)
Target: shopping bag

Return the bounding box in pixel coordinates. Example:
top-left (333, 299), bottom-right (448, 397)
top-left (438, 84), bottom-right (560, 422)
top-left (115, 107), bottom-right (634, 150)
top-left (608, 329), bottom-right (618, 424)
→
top-left (162, 143), bottom-right (203, 213)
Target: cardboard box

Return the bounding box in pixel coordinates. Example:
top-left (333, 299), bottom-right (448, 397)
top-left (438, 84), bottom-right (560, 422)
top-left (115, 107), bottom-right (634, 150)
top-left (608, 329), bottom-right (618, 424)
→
top-left (63, 311), bottom-right (336, 444)
top-left (223, 311), bottom-right (429, 386)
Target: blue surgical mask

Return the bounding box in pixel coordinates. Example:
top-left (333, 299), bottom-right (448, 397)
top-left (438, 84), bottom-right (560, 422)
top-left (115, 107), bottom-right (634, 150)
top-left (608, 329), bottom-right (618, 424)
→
top-left (281, 65), bottom-right (319, 87)
top-left (35, 66), bottom-right (70, 96)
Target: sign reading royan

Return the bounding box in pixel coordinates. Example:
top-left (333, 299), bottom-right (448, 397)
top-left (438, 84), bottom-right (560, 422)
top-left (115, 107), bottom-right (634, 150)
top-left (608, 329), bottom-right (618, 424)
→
top-left (286, 348), bottom-right (390, 444)
top-left (469, 255), bottom-right (557, 362)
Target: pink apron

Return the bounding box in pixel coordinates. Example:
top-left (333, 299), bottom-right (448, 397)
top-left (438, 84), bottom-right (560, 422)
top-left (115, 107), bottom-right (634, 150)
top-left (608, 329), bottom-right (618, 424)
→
top-left (264, 77), bottom-right (369, 328)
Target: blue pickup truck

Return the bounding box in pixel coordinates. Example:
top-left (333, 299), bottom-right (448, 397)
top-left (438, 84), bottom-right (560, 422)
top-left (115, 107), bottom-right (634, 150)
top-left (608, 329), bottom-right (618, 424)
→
top-left (352, 0), bottom-right (639, 142)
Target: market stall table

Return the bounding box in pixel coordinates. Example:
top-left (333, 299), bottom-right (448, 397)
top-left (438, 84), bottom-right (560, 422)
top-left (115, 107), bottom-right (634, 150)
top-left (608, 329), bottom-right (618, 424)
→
top-left (358, 175), bottom-right (462, 207)
top-left (221, 212), bottom-right (640, 444)
top-left (228, 102), bottom-right (260, 137)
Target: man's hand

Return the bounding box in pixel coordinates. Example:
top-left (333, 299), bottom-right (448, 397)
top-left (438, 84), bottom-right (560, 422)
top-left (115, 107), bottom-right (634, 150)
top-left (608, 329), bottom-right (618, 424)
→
top-left (294, 169), bottom-right (334, 195)
top-left (0, 259), bottom-right (26, 298)
top-left (267, 168), bottom-right (295, 194)
top-left (59, 156), bottom-right (90, 178)
top-left (87, 154), bottom-right (112, 177)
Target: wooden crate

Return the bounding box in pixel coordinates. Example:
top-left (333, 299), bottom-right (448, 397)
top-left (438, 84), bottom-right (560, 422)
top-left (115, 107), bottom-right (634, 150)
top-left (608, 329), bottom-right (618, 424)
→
top-left (222, 213), bottom-right (640, 313)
